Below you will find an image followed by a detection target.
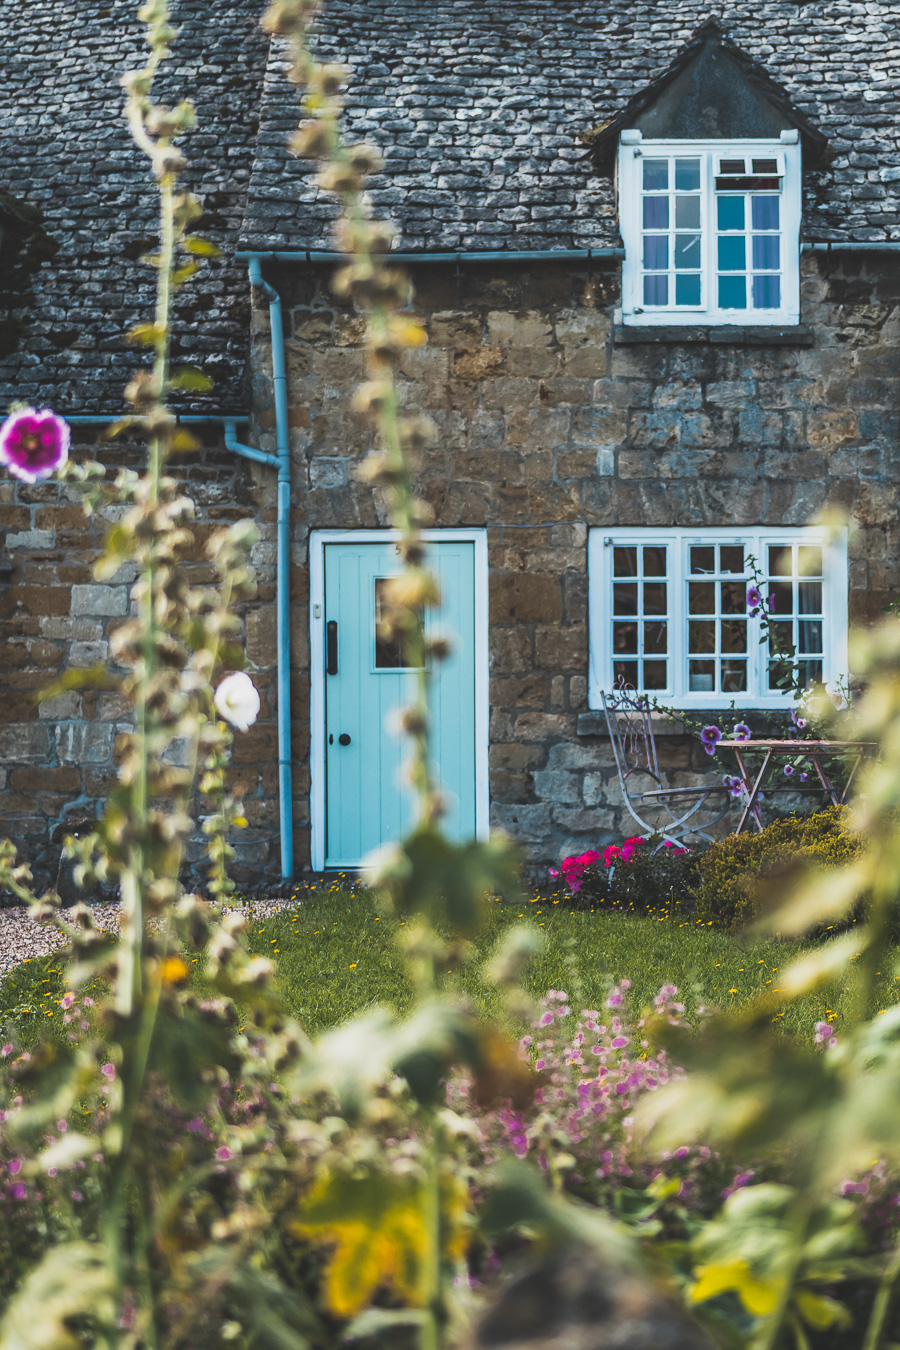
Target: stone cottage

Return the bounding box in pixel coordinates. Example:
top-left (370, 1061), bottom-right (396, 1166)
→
top-left (1, 0), bottom-right (898, 884)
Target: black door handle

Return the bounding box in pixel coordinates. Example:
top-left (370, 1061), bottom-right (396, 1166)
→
top-left (338, 733), bottom-right (351, 746)
top-left (326, 620), bottom-right (338, 675)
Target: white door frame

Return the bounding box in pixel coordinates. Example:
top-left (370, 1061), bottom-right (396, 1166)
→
top-left (309, 528), bottom-right (490, 871)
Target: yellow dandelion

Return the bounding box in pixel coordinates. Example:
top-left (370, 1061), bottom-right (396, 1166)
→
top-left (161, 956), bottom-right (189, 986)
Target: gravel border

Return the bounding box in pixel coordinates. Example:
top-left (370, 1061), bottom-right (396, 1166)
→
top-left (0, 896), bottom-right (302, 981)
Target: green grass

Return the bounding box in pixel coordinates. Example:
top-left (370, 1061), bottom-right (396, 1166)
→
top-left (240, 886), bottom-right (895, 1039)
top-left (3, 888), bottom-right (897, 1050)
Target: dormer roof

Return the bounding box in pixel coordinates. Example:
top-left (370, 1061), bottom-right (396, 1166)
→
top-left (587, 20), bottom-right (830, 175)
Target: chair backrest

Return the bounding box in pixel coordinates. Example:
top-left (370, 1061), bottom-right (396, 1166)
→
top-left (601, 684), bottom-right (663, 801)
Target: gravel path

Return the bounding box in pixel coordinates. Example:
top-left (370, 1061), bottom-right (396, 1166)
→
top-left (0, 897), bottom-right (301, 981)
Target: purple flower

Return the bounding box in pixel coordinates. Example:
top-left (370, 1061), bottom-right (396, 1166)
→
top-left (733, 723), bottom-right (751, 742)
top-left (700, 725), bottom-right (721, 756)
top-left (784, 764), bottom-right (795, 777)
top-left (0, 408), bottom-right (70, 483)
top-left (746, 586), bottom-right (761, 610)
top-left (799, 772), bottom-right (808, 782)
top-left (9, 1183), bottom-right (27, 1201)
top-left (0, 1044), bottom-right (11, 1058)
top-left (215, 1146), bottom-right (233, 1162)
top-left (815, 1022), bottom-right (834, 1044)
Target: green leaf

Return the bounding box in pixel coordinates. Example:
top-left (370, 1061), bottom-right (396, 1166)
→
top-left (0, 1242), bottom-right (115, 1349)
top-left (343, 1309), bottom-right (426, 1340)
top-left (37, 666), bottom-right (119, 701)
top-left (126, 321), bottom-right (164, 346)
top-left (170, 367), bottom-right (214, 393)
top-left (172, 260), bottom-right (201, 287)
top-left (183, 236), bottom-right (221, 258)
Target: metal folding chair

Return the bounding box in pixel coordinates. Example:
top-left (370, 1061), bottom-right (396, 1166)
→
top-left (601, 686), bottom-right (733, 850)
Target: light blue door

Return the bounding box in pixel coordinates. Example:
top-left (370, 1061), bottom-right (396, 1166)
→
top-left (324, 540), bottom-right (477, 867)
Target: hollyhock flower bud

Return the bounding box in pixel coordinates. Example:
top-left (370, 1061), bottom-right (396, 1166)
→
top-left (214, 672), bottom-right (261, 732)
top-left (0, 407), bottom-right (70, 483)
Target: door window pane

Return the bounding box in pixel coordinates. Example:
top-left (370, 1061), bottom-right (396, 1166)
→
top-left (690, 545), bottom-right (716, 574)
top-left (722, 660), bottom-right (748, 692)
top-left (613, 582), bottom-right (638, 614)
top-left (675, 195), bottom-right (700, 228)
top-left (675, 234), bottom-right (702, 268)
top-left (689, 620), bottom-right (716, 653)
top-left (643, 236), bottom-right (668, 269)
top-left (688, 582), bottom-right (716, 614)
top-left (689, 660), bottom-right (715, 693)
top-left (644, 660), bottom-right (668, 689)
top-left (614, 546), bottom-right (637, 577)
top-left (643, 197), bottom-right (668, 229)
top-left (374, 577), bottom-right (411, 668)
top-left (752, 235), bottom-right (780, 269)
top-left (721, 546), bottom-right (745, 573)
top-left (643, 581), bottom-right (667, 614)
top-left (798, 545), bottom-right (823, 577)
top-left (643, 546), bottom-right (667, 576)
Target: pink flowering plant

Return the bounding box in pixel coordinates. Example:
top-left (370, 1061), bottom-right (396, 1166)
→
top-left (550, 834), bottom-right (696, 915)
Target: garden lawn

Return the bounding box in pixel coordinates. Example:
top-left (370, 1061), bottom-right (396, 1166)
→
top-left (241, 885), bottom-right (891, 1039)
top-left (3, 887), bottom-right (894, 1049)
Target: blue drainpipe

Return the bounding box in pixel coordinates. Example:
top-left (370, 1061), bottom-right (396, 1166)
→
top-left (225, 256), bottom-right (293, 882)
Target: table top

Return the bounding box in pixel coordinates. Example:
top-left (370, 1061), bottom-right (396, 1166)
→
top-left (717, 739), bottom-right (876, 751)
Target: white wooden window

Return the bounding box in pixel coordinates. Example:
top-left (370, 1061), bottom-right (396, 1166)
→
top-left (588, 527), bottom-right (848, 710)
top-left (618, 132), bottom-right (802, 326)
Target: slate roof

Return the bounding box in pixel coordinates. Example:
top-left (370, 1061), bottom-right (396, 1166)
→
top-left (241, 0), bottom-right (900, 251)
top-left (2, 0), bottom-right (898, 413)
top-left (0, 0), bottom-right (269, 416)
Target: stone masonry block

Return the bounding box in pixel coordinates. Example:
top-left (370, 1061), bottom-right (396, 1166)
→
top-left (71, 585), bottom-right (128, 617)
top-left (0, 723), bottom-right (51, 762)
top-left (490, 573), bottom-right (562, 624)
top-left (532, 769), bottom-right (582, 805)
top-left (54, 722), bottom-right (114, 765)
top-left (487, 310), bottom-right (553, 347)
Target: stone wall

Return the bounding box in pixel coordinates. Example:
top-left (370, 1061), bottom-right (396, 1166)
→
top-left (0, 428), bottom-right (280, 890)
top-left (258, 251), bottom-right (899, 870)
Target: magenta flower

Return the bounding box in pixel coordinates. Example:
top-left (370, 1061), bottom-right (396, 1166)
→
top-left (215, 1146), bottom-right (233, 1162)
top-left (733, 723), bottom-right (751, 742)
top-left (784, 764), bottom-right (795, 777)
top-left (0, 408), bottom-right (70, 483)
top-left (9, 1183), bottom-right (27, 1201)
top-left (0, 1044), bottom-right (12, 1058)
top-left (746, 586), bottom-right (761, 612)
top-left (700, 725), bottom-right (721, 755)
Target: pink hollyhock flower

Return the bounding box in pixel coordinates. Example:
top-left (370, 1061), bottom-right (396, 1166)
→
top-left (733, 723), bottom-right (751, 742)
top-left (0, 408), bottom-right (70, 483)
top-left (215, 1146), bottom-right (233, 1162)
top-left (700, 725), bottom-right (721, 755)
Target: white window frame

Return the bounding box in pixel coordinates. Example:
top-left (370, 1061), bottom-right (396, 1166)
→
top-left (588, 526), bottom-right (848, 711)
top-left (618, 131), bottom-right (802, 326)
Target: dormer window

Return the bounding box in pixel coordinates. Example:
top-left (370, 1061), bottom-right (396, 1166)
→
top-left (618, 131), bottom-right (802, 326)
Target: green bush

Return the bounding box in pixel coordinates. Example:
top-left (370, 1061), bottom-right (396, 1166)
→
top-left (693, 806), bottom-right (863, 931)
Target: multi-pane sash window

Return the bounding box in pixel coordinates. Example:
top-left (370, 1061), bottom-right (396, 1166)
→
top-left (619, 133), bottom-right (801, 326)
top-left (588, 528), bottom-right (847, 710)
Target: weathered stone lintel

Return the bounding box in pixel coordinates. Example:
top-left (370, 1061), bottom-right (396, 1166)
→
top-left (614, 325), bottom-right (815, 346)
top-left (576, 711), bottom-right (688, 738)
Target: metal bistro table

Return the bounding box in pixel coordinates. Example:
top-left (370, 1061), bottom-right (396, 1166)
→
top-left (717, 739), bottom-right (877, 833)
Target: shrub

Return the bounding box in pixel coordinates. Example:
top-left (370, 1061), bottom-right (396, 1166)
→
top-left (551, 836), bottom-right (701, 917)
top-left (693, 806), bottom-right (863, 931)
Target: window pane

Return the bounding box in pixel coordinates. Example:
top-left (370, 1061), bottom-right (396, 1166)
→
top-left (769, 581), bottom-right (793, 614)
top-left (718, 274), bottom-right (747, 308)
top-left (643, 660), bottom-right (668, 690)
top-left (799, 659), bottom-right (823, 687)
top-left (675, 195), bottom-right (700, 228)
top-left (722, 660), bottom-right (748, 693)
top-left (688, 620), bottom-right (716, 653)
top-left (645, 620), bottom-right (668, 654)
top-left (690, 546), bottom-right (715, 574)
top-left (720, 619), bottom-right (747, 653)
top-left (643, 158), bottom-right (669, 191)
top-left (717, 196), bottom-right (745, 231)
top-left (643, 546), bottom-right (667, 577)
top-left (643, 581), bottom-right (667, 615)
top-left (644, 274), bottom-right (668, 306)
top-left (769, 621), bottom-right (795, 656)
top-left (674, 158), bottom-right (700, 191)
top-left (751, 195), bottom-right (779, 230)
top-left (752, 274), bottom-right (781, 309)
top-left (613, 621), bottom-right (638, 655)
top-left (613, 582), bottom-right (638, 615)
top-left (799, 581), bottom-right (823, 615)
top-left (689, 660), bottom-right (715, 693)
top-left (613, 659), bottom-right (638, 688)
top-left (643, 235), bottom-right (668, 269)
top-left (675, 234), bottom-right (701, 268)
top-left (613, 546), bottom-right (637, 577)
top-left (375, 578), bottom-right (410, 668)
top-left (717, 235), bottom-right (745, 270)
top-left (720, 545), bottom-right (745, 574)
top-left (675, 273), bottom-right (701, 305)
top-left (721, 580), bottom-right (746, 614)
top-left (752, 235), bottom-right (780, 269)
top-left (798, 619), bottom-right (823, 653)
top-left (643, 197), bottom-right (668, 229)
top-left (798, 546), bottom-right (823, 577)
top-left (768, 545), bottom-right (789, 575)
top-left (688, 581), bottom-right (715, 614)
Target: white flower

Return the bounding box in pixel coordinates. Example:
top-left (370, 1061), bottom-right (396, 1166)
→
top-left (214, 672), bottom-right (260, 732)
